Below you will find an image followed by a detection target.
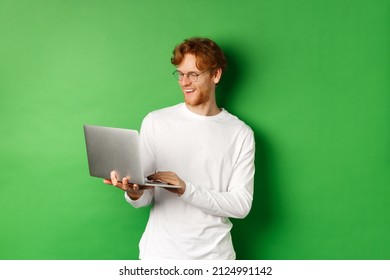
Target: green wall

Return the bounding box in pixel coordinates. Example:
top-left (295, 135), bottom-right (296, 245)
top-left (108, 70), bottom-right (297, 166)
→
top-left (0, 0), bottom-right (389, 260)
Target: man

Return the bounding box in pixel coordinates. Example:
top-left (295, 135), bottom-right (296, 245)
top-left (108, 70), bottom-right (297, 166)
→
top-left (104, 37), bottom-right (255, 259)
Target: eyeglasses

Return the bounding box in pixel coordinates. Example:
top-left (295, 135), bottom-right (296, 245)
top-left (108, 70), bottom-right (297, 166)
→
top-left (172, 69), bottom-right (209, 82)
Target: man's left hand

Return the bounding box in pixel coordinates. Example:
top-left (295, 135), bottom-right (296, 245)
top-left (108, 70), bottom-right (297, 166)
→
top-left (147, 171), bottom-right (186, 196)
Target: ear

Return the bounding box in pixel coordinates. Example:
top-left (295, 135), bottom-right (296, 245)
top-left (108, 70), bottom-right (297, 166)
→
top-left (213, 68), bottom-right (222, 84)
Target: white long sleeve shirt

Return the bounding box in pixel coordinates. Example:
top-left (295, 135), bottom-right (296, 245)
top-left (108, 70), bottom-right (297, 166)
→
top-left (125, 103), bottom-right (255, 259)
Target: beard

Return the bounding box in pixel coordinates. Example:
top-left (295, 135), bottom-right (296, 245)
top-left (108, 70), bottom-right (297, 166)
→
top-left (183, 88), bottom-right (213, 107)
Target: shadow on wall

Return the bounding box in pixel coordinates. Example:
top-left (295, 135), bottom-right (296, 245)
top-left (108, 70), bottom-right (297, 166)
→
top-left (218, 46), bottom-right (276, 260)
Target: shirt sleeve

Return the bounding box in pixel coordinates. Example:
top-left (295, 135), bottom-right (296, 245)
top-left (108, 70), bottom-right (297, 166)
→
top-left (179, 129), bottom-right (255, 219)
top-left (124, 189), bottom-right (154, 208)
top-left (124, 113), bottom-right (156, 208)
top-left (140, 113), bottom-right (157, 177)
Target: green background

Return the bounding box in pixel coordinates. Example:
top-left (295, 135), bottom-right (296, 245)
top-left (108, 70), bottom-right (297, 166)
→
top-left (0, 0), bottom-right (389, 260)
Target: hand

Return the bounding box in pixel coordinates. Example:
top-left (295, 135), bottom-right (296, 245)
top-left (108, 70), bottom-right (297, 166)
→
top-left (147, 171), bottom-right (186, 196)
top-left (103, 170), bottom-right (153, 200)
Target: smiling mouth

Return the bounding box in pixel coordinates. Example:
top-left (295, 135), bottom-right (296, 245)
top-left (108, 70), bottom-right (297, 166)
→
top-left (184, 89), bottom-right (196, 94)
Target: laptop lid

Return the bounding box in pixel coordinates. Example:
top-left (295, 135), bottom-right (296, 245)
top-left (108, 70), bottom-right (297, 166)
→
top-left (83, 125), bottom-right (145, 184)
top-left (83, 125), bottom-right (180, 188)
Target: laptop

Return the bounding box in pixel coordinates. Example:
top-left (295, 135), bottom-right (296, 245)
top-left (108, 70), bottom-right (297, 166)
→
top-left (83, 125), bottom-right (180, 188)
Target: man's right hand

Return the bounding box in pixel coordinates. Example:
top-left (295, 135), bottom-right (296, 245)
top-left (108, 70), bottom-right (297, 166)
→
top-left (103, 170), bottom-right (153, 200)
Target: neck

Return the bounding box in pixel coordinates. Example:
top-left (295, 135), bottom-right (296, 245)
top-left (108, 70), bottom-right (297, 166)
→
top-left (185, 101), bottom-right (221, 116)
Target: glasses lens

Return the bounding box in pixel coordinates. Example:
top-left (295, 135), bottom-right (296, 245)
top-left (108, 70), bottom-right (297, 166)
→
top-left (188, 72), bottom-right (198, 82)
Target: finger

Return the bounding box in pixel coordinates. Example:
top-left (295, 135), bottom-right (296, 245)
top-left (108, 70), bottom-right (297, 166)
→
top-left (147, 172), bottom-right (170, 181)
top-left (122, 177), bottom-right (129, 191)
top-left (103, 179), bottom-right (112, 184)
top-left (151, 172), bottom-right (177, 184)
top-left (111, 170), bottom-right (119, 186)
top-left (162, 174), bottom-right (182, 187)
top-left (126, 176), bottom-right (133, 189)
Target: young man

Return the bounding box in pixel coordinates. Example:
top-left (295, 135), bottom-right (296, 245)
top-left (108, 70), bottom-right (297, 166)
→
top-left (104, 37), bottom-right (255, 259)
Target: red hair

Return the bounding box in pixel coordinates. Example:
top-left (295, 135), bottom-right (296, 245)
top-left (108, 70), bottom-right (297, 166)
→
top-left (171, 37), bottom-right (227, 73)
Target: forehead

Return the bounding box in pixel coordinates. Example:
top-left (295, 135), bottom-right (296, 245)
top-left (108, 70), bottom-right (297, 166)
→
top-left (176, 54), bottom-right (200, 72)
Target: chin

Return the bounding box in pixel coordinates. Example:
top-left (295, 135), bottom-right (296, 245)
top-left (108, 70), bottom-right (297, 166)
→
top-left (183, 92), bottom-right (210, 107)
top-left (184, 97), bottom-right (201, 107)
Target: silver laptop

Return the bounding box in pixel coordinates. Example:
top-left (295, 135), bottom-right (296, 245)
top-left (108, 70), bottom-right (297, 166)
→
top-left (83, 125), bottom-right (180, 188)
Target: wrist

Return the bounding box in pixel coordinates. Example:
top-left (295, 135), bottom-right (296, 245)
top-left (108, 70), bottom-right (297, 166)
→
top-left (127, 191), bottom-right (143, 200)
top-left (177, 182), bottom-right (186, 197)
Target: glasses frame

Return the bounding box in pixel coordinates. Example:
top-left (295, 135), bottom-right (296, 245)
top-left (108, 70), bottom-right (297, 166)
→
top-left (172, 69), bottom-right (209, 82)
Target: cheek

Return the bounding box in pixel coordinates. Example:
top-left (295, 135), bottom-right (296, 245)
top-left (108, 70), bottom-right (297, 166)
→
top-left (198, 80), bottom-right (212, 90)
top-left (201, 82), bottom-right (214, 93)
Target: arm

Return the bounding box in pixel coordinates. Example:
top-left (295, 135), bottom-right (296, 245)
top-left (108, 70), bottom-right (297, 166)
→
top-left (101, 114), bottom-right (157, 208)
top-left (124, 188), bottom-right (154, 208)
top-left (123, 113), bottom-right (157, 208)
top-left (149, 131), bottom-right (255, 219)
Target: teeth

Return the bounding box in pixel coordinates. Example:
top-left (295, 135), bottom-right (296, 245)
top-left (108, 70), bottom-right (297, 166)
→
top-left (185, 89), bottom-right (195, 93)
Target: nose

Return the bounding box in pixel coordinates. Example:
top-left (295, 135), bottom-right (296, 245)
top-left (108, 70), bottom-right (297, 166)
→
top-left (180, 74), bottom-right (192, 86)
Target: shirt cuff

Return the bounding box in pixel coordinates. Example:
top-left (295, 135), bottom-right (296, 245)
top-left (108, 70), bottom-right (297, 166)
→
top-left (179, 181), bottom-right (193, 200)
top-left (124, 191), bottom-right (148, 208)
